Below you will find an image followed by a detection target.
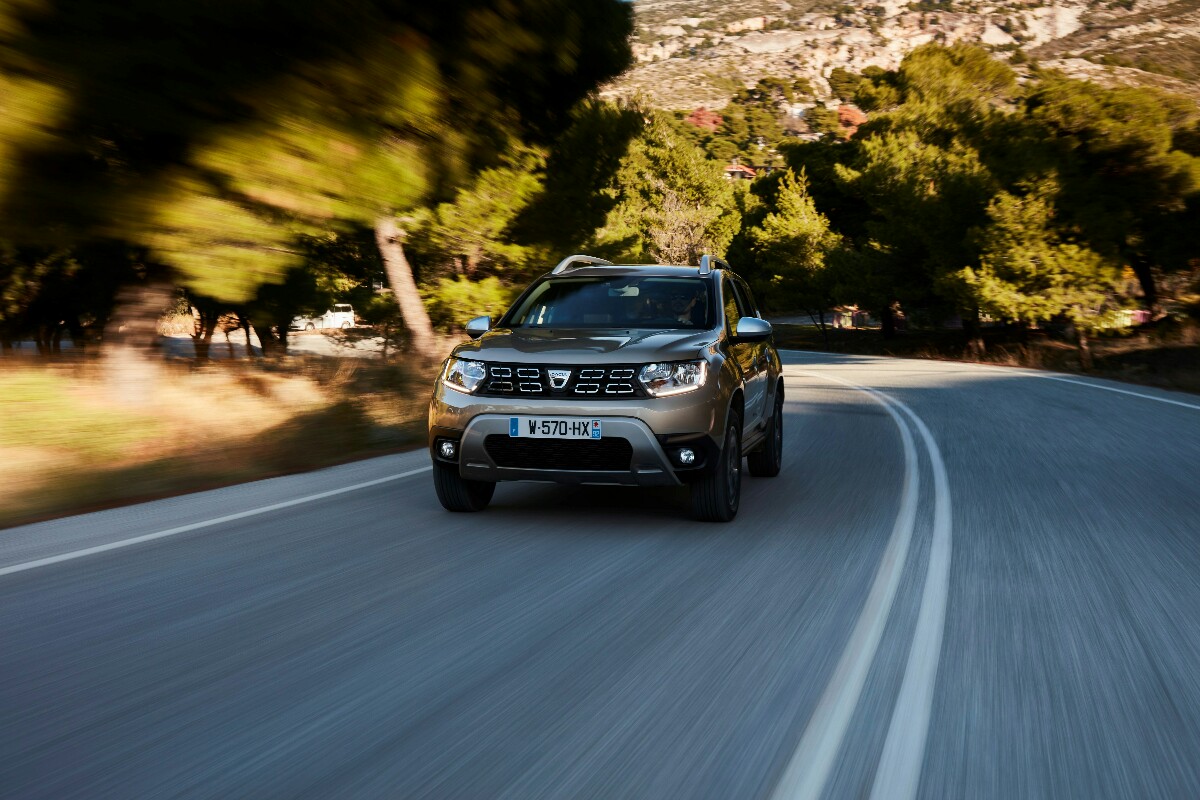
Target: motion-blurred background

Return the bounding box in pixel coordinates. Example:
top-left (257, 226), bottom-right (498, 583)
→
top-left (1, 0), bottom-right (1198, 526)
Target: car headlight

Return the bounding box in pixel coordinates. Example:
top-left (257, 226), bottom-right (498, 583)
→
top-left (442, 357), bottom-right (488, 394)
top-left (638, 360), bottom-right (708, 397)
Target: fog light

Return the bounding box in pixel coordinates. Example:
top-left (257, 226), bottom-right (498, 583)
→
top-left (439, 440), bottom-right (457, 459)
top-left (677, 447), bottom-right (696, 465)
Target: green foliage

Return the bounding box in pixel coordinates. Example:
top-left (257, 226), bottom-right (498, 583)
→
top-left (834, 123), bottom-right (998, 319)
top-left (897, 43), bottom-right (1018, 108)
top-left (0, 240), bottom-right (140, 349)
top-left (593, 114), bottom-right (741, 264)
top-left (0, 0), bottom-right (634, 303)
top-left (410, 150), bottom-right (545, 281)
top-left (421, 275), bottom-right (516, 332)
top-left (854, 80), bottom-right (901, 113)
top-left (828, 68), bottom-right (862, 101)
top-left (959, 182), bottom-right (1121, 330)
top-left (1022, 75), bottom-right (1200, 305)
top-left (670, 77), bottom-right (796, 166)
top-left (749, 170), bottom-right (842, 312)
top-left (517, 100), bottom-right (644, 255)
top-left (805, 106), bottom-right (842, 136)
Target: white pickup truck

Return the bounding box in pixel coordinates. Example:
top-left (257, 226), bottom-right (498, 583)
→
top-left (290, 304), bottom-right (356, 331)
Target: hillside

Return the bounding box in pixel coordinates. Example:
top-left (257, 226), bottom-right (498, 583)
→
top-left (606, 0), bottom-right (1200, 108)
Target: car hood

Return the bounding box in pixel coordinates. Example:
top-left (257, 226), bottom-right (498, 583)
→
top-left (451, 327), bottom-right (718, 365)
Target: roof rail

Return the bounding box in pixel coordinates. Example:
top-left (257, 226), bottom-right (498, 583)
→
top-left (698, 254), bottom-right (729, 276)
top-left (551, 254), bottom-right (615, 274)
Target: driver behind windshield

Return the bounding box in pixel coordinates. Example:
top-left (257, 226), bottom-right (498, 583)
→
top-left (505, 276), bottom-right (712, 330)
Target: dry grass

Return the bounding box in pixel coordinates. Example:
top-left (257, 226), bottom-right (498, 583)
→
top-left (0, 356), bottom-right (434, 529)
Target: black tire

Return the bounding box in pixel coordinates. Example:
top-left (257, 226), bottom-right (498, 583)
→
top-left (433, 462), bottom-right (495, 512)
top-left (748, 390), bottom-right (783, 478)
top-left (341, 321), bottom-right (351, 329)
top-left (305, 322), bottom-right (315, 331)
top-left (690, 411), bottom-right (742, 522)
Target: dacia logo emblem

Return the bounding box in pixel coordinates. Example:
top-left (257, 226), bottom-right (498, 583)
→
top-left (548, 369), bottom-right (572, 390)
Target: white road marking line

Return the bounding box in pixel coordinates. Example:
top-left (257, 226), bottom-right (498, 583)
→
top-left (870, 393), bottom-right (952, 800)
top-left (781, 349), bottom-right (1200, 412)
top-left (770, 370), bottom-right (921, 800)
top-left (0, 467), bottom-right (433, 579)
top-left (1031, 374), bottom-right (1200, 411)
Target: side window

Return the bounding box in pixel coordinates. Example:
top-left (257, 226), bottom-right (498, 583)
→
top-left (722, 275), bottom-right (742, 335)
top-left (734, 278), bottom-right (760, 319)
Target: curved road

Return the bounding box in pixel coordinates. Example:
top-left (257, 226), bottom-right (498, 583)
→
top-left (2, 352), bottom-right (1200, 799)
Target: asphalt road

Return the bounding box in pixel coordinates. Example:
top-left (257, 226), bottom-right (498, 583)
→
top-left (3, 352), bottom-right (1200, 799)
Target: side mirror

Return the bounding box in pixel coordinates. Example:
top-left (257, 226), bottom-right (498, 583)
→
top-left (465, 316), bottom-right (491, 339)
top-left (734, 317), bottom-right (772, 342)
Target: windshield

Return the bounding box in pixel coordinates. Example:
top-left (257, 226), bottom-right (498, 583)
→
top-left (503, 275), bottom-right (714, 330)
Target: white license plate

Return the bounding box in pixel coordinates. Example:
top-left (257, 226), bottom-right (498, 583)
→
top-left (509, 417), bottom-right (602, 439)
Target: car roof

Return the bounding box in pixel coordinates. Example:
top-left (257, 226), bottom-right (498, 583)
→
top-left (539, 264), bottom-right (722, 280)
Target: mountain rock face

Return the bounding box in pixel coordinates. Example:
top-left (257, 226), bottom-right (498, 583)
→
top-left (606, 0), bottom-right (1200, 108)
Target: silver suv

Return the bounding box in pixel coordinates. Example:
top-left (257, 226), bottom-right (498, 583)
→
top-left (427, 255), bottom-right (784, 521)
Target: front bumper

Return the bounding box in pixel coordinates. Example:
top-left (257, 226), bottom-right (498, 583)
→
top-left (452, 414), bottom-right (679, 486)
top-left (428, 386), bottom-right (725, 487)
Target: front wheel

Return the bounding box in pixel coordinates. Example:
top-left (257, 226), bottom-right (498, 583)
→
top-left (747, 390), bottom-right (783, 477)
top-left (433, 462), bottom-right (495, 512)
top-left (690, 411), bottom-right (742, 522)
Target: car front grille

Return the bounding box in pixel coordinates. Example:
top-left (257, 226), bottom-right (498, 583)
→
top-left (484, 435), bottom-right (634, 471)
top-left (479, 364), bottom-right (645, 398)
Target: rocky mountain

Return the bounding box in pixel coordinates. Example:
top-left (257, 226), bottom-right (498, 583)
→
top-left (604, 0), bottom-right (1200, 108)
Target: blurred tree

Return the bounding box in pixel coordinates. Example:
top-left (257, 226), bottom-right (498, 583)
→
top-left (183, 291), bottom-right (224, 361)
top-left (828, 68), bottom-right (862, 101)
top-left (895, 43), bottom-right (1017, 109)
top-left (0, 240), bottom-right (141, 353)
top-left (420, 276), bottom-right (516, 333)
top-left (805, 106), bottom-right (841, 137)
top-left (0, 0), bottom-right (633, 357)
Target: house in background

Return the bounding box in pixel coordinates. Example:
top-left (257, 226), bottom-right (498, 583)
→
top-left (724, 164), bottom-right (757, 181)
top-left (838, 104), bottom-right (869, 137)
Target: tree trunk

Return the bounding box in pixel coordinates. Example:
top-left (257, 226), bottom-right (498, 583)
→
top-left (375, 216), bottom-right (437, 359)
top-left (963, 308), bottom-right (985, 359)
top-left (1129, 255), bottom-right (1160, 318)
top-left (1077, 328), bottom-right (1093, 371)
top-left (242, 316), bottom-right (253, 357)
top-left (252, 323), bottom-right (280, 356)
top-left (191, 308), bottom-right (218, 360)
top-left (104, 280), bottom-right (172, 405)
top-left (808, 308), bottom-right (830, 347)
top-left (881, 304), bottom-right (896, 338)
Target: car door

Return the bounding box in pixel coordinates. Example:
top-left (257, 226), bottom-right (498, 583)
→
top-left (732, 277), bottom-right (769, 428)
top-left (722, 274), bottom-right (765, 430)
